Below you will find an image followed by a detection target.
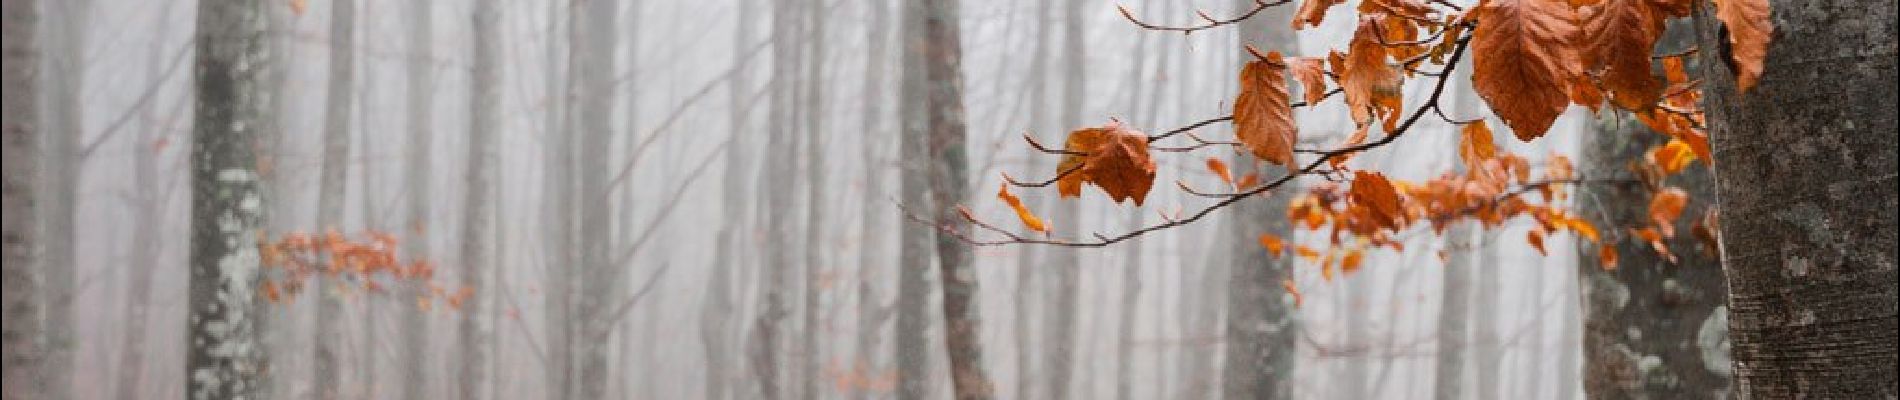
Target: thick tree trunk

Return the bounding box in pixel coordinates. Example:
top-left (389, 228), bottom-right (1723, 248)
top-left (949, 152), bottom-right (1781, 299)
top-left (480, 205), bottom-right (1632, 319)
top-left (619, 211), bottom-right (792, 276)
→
top-left (1692, 0), bottom-right (1898, 397)
top-left (458, 1), bottom-right (500, 399)
top-left (185, 0), bottom-right (270, 396)
top-left (313, 0), bottom-right (356, 396)
top-left (891, 0), bottom-right (936, 396)
top-left (1221, 1), bottom-right (1299, 398)
top-left (915, 0), bottom-right (995, 397)
top-left (2, 0), bottom-right (45, 397)
top-left (1576, 113), bottom-right (1729, 398)
top-left (401, 1), bottom-right (434, 398)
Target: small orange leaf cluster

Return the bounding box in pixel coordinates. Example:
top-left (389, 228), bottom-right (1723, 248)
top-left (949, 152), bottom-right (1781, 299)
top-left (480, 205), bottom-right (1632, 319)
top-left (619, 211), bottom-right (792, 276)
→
top-left (258, 229), bottom-right (468, 310)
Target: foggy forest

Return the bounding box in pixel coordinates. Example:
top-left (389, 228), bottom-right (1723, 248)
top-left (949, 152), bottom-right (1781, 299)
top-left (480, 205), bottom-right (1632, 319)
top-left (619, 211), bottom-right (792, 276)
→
top-left (2, 0), bottom-right (1894, 399)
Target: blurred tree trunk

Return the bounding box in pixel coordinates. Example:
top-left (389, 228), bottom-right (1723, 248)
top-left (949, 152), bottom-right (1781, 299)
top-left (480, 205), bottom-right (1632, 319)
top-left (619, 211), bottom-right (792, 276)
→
top-left (1435, 222), bottom-right (1476, 400)
top-left (1113, 5), bottom-right (1151, 397)
top-left (541, 0), bottom-right (577, 396)
top-left (401, 1), bottom-right (434, 398)
top-left (1, 0), bottom-right (45, 396)
top-left (572, 0), bottom-right (618, 397)
top-left (1045, 0), bottom-right (1086, 397)
top-left (1473, 232), bottom-right (1501, 400)
top-left (1013, 2), bottom-right (1051, 398)
top-left (891, 0), bottom-right (936, 396)
top-left (114, 7), bottom-right (176, 397)
top-left (915, 0), bottom-right (994, 397)
top-left (800, 0), bottom-right (830, 396)
top-left (313, 0), bottom-right (356, 396)
top-left (40, 1), bottom-right (91, 396)
top-left (258, 1), bottom-right (296, 396)
top-left (458, 0), bottom-right (499, 398)
top-left (1221, 1), bottom-right (1300, 398)
top-left (751, 0), bottom-right (801, 396)
top-left (1576, 113), bottom-right (1728, 398)
top-left (184, 0), bottom-right (270, 396)
top-left (706, 1), bottom-right (755, 398)
top-left (1692, 0), bottom-right (1898, 397)
top-left (853, 1), bottom-right (894, 398)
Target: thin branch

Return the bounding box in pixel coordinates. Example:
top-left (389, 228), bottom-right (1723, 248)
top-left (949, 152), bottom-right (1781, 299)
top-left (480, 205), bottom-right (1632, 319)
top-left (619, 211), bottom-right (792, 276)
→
top-left (1145, 116), bottom-right (1233, 142)
top-left (1651, 46), bottom-right (1699, 59)
top-left (594, 263), bottom-right (674, 340)
top-left (80, 42), bottom-right (192, 159)
top-left (1023, 133), bottom-right (1086, 156)
top-left (1004, 162), bottom-right (1086, 188)
top-left (1116, 0), bottom-right (1294, 34)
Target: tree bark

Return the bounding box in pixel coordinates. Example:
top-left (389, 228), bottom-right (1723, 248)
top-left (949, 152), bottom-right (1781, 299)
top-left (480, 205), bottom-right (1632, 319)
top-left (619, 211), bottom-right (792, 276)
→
top-left (2, 0), bottom-right (45, 397)
top-left (185, 0), bottom-right (271, 396)
top-left (401, 1), bottom-right (434, 398)
top-left (313, 0), bottom-right (356, 396)
top-left (892, 0), bottom-right (937, 396)
top-left (1435, 222), bottom-right (1477, 400)
top-left (1693, 0), bottom-right (1898, 397)
top-left (1221, 1), bottom-right (1300, 398)
top-left (915, 0), bottom-right (996, 397)
top-left (457, 1), bottom-right (500, 400)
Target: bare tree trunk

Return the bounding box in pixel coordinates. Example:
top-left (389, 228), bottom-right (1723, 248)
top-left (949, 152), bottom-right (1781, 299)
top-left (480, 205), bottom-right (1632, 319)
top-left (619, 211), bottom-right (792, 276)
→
top-left (40, 1), bottom-right (92, 396)
top-left (1473, 232), bottom-right (1501, 400)
top-left (1045, 0), bottom-right (1086, 397)
top-left (185, 0), bottom-right (270, 396)
top-left (314, 0), bottom-right (357, 396)
top-left (571, 0), bottom-right (619, 398)
top-left (752, 0), bottom-right (801, 396)
top-left (1692, 1), bottom-right (1897, 397)
top-left (1013, 2), bottom-right (1052, 398)
top-left (459, 0), bottom-right (500, 398)
top-left (114, 8), bottom-right (176, 397)
top-left (401, 1), bottom-right (434, 398)
top-left (542, 0), bottom-right (577, 396)
top-left (1, 0), bottom-right (45, 396)
top-left (800, 1), bottom-right (830, 397)
top-left (1435, 222), bottom-right (1477, 400)
top-left (706, 1), bottom-right (756, 398)
top-left (853, 1), bottom-right (893, 398)
top-left (915, 0), bottom-right (994, 397)
top-left (1221, 1), bottom-right (1299, 398)
top-left (891, 0), bottom-right (936, 395)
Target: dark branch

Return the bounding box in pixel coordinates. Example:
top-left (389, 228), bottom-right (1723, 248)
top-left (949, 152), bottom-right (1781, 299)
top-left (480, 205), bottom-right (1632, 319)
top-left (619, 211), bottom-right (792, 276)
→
top-left (1117, 0), bottom-right (1294, 34)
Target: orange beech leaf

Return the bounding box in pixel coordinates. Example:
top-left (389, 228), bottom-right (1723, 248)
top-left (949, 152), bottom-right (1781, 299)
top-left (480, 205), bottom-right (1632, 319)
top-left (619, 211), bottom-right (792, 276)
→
top-left (1527, 230), bottom-right (1548, 255)
top-left (1471, 0), bottom-right (1580, 140)
top-left (1259, 234), bottom-right (1288, 257)
top-left (1233, 51), bottom-right (1298, 167)
top-left (1459, 121), bottom-right (1499, 169)
top-left (1548, 154), bottom-right (1575, 181)
top-left (1598, 244), bottom-right (1619, 270)
top-left (1649, 187), bottom-right (1688, 236)
top-left (1081, 126), bottom-right (1159, 205)
top-left (1714, 0), bottom-right (1772, 92)
top-left (1055, 126), bottom-right (1113, 198)
top-left (1648, 139), bottom-right (1698, 174)
top-left (1295, 245), bottom-right (1322, 262)
top-left (997, 183), bottom-right (1049, 233)
top-left (1363, 0), bottom-right (1437, 21)
top-left (1580, 0), bottom-right (1667, 111)
top-left (1340, 249), bottom-right (1366, 276)
top-left (1662, 55), bottom-right (1690, 85)
top-left (1559, 215), bottom-right (1601, 243)
top-left (1292, 0), bottom-right (1343, 29)
top-left (1237, 173), bottom-right (1262, 190)
top-left (1206, 157), bottom-right (1235, 187)
top-left (1282, 279), bottom-right (1304, 308)
top-left (1343, 17), bottom-right (1406, 132)
top-left (1289, 57), bottom-right (1331, 105)
top-left (1349, 171), bottom-right (1406, 230)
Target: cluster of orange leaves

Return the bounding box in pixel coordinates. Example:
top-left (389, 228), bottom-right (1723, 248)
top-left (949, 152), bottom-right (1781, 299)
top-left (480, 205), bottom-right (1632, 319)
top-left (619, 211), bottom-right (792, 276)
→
top-left (258, 230), bottom-right (473, 311)
top-left (976, 0), bottom-right (1766, 281)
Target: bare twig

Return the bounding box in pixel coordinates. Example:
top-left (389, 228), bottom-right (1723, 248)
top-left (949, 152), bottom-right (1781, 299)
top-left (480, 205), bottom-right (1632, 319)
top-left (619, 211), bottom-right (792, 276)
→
top-left (1116, 0), bottom-right (1295, 34)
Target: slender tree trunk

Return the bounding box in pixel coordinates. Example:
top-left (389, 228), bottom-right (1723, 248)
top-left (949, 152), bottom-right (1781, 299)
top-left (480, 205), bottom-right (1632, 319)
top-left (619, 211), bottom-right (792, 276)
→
top-left (459, 0), bottom-right (500, 398)
top-left (1, 0), bottom-right (45, 396)
top-left (891, 0), bottom-right (936, 395)
top-left (185, 0), bottom-right (270, 396)
top-left (853, 1), bottom-right (893, 398)
top-left (1045, 0), bottom-right (1086, 397)
top-left (1013, 3), bottom-right (1051, 398)
top-left (542, 0), bottom-right (577, 396)
top-left (1435, 222), bottom-right (1477, 400)
top-left (706, 1), bottom-right (755, 398)
top-left (1221, 1), bottom-right (1300, 398)
top-left (800, 1), bottom-right (830, 397)
top-left (916, 0), bottom-right (994, 397)
top-left (401, 1), bottom-right (434, 398)
top-left (752, 0), bottom-right (800, 396)
top-left (313, 0), bottom-right (356, 396)
top-left (1692, 0), bottom-right (1897, 397)
top-left (114, 9), bottom-right (174, 397)
top-left (571, 0), bottom-right (619, 398)
top-left (40, 1), bottom-right (92, 396)
top-left (1473, 232), bottom-right (1502, 400)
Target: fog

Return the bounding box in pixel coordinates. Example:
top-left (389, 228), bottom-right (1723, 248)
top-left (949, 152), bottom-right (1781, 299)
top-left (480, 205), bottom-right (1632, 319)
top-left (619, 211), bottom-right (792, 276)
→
top-left (23, 0), bottom-right (1622, 398)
